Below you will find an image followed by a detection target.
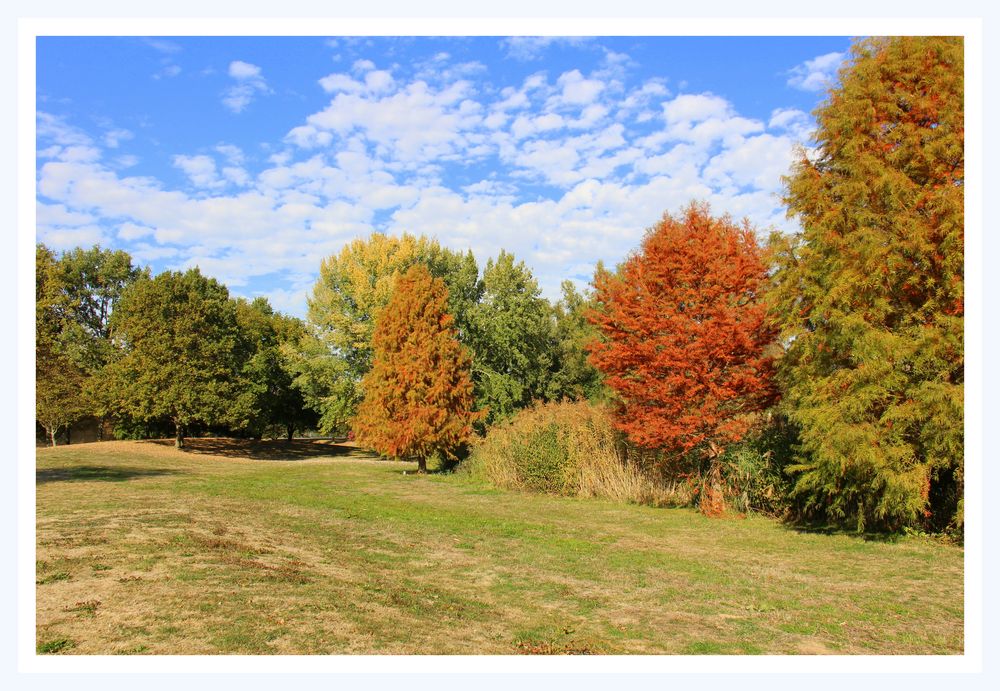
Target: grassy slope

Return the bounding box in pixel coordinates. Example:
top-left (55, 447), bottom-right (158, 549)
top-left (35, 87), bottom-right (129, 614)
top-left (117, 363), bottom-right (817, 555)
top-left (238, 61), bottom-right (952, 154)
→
top-left (35, 440), bottom-right (963, 655)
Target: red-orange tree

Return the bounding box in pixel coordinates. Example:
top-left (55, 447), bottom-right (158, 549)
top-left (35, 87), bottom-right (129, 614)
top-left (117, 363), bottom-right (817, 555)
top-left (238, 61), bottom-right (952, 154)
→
top-left (588, 203), bottom-right (778, 467)
top-left (353, 264), bottom-right (480, 472)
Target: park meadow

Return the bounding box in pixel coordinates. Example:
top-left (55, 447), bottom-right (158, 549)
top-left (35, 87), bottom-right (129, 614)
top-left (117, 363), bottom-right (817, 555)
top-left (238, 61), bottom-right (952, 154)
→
top-left (35, 36), bottom-right (965, 656)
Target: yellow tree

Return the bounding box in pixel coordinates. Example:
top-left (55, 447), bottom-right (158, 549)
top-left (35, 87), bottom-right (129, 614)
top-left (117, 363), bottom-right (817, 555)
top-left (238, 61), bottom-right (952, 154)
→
top-left (353, 264), bottom-right (480, 472)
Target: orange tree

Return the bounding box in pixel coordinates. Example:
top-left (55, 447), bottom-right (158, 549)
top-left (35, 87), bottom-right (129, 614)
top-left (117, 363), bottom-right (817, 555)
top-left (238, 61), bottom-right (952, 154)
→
top-left (353, 264), bottom-right (481, 472)
top-left (588, 203), bottom-right (778, 511)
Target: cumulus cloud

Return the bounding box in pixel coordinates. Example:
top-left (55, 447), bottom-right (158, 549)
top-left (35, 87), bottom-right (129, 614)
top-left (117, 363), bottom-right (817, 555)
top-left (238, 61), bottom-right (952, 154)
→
top-left (173, 154), bottom-right (225, 189)
top-left (787, 51), bottom-right (845, 91)
top-left (36, 50), bottom-right (814, 317)
top-left (222, 60), bottom-right (270, 113)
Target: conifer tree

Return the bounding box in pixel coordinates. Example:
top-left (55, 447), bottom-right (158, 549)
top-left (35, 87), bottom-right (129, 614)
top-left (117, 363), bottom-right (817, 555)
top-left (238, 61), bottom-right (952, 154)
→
top-left (771, 37), bottom-right (964, 531)
top-left (588, 203), bottom-right (777, 473)
top-left (353, 264), bottom-right (480, 472)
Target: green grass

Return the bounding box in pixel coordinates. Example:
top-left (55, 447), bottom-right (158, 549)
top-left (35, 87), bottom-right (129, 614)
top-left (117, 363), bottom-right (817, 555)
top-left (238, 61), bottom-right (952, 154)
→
top-left (35, 439), bottom-right (963, 655)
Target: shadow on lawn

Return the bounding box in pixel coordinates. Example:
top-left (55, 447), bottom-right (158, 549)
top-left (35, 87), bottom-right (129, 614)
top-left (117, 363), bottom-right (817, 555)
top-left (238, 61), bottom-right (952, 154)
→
top-left (36, 465), bottom-right (183, 484)
top-left (142, 438), bottom-right (377, 462)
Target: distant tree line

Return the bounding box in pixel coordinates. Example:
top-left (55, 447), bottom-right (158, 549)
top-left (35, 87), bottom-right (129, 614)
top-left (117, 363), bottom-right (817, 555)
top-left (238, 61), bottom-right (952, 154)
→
top-left (36, 36), bottom-right (963, 534)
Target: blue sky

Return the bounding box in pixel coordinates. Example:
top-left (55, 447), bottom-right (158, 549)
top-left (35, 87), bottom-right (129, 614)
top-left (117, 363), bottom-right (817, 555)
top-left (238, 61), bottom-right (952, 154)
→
top-left (36, 35), bottom-right (851, 317)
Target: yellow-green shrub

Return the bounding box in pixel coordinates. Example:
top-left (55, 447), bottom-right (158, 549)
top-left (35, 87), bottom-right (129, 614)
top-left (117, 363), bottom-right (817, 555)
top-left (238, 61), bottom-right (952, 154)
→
top-left (466, 400), bottom-right (686, 506)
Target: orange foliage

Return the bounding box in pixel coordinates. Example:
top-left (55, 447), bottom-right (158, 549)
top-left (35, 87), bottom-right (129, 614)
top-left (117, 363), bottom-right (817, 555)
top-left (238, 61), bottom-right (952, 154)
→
top-left (353, 264), bottom-right (481, 471)
top-left (588, 202), bottom-right (778, 460)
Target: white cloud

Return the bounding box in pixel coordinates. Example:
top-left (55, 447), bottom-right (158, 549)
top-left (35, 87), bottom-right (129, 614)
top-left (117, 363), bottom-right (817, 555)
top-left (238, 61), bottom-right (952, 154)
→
top-left (172, 154), bottom-right (225, 189)
top-left (787, 51), bottom-right (845, 92)
top-left (222, 60), bottom-right (270, 113)
top-left (554, 69), bottom-right (605, 106)
top-left (102, 129), bottom-right (133, 148)
top-left (215, 144), bottom-right (245, 165)
top-left (501, 37), bottom-right (592, 61)
top-left (228, 60), bottom-right (262, 80)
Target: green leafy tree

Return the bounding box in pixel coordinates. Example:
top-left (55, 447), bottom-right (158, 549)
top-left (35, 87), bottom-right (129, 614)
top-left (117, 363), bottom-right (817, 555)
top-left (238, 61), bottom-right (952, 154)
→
top-left (546, 280), bottom-right (605, 402)
top-left (467, 250), bottom-right (553, 426)
top-left (36, 244), bottom-right (144, 444)
top-left (100, 269), bottom-right (244, 448)
top-left (297, 232), bottom-right (480, 433)
top-left (35, 245), bottom-right (89, 446)
top-left (353, 264), bottom-right (480, 472)
top-left (770, 36), bottom-right (964, 531)
top-left (232, 298), bottom-right (317, 440)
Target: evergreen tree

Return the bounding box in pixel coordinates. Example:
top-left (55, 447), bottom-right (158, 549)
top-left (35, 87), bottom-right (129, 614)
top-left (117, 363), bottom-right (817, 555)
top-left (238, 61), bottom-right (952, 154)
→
top-left (771, 36), bottom-right (964, 532)
top-left (353, 264), bottom-right (480, 472)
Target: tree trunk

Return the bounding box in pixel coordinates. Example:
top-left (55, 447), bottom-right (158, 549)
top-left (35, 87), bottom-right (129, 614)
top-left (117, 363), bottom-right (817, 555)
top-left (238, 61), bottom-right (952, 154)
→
top-left (66, 425), bottom-right (71, 445)
top-left (48, 426), bottom-right (57, 448)
top-left (175, 422), bottom-right (185, 450)
top-left (417, 456), bottom-right (427, 474)
top-left (286, 424), bottom-right (294, 442)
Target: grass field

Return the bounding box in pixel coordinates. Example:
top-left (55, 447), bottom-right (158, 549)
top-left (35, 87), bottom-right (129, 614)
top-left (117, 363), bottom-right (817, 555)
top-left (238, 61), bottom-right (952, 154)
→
top-left (35, 439), bottom-right (963, 655)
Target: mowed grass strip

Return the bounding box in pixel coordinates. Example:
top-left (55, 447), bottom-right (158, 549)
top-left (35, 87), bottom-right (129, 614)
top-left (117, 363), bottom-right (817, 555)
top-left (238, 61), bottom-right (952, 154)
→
top-left (36, 439), bottom-right (963, 655)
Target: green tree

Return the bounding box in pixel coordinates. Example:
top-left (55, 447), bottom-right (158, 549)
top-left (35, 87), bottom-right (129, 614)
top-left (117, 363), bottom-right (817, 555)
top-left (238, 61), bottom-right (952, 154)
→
top-left (353, 264), bottom-right (480, 472)
top-left (467, 250), bottom-right (553, 426)
top-left (100, 269), bottom-right (244, 449)
top-left (771, 36), bottom-right (964, 531)
top-left (35, 245), bottom-right (89, 446)
top-left (232, 298), bottom-right (317, 440)
top-left (546, 280), bottom-right (605, 403)
top-left (297, 232), bottom-right (480, 433)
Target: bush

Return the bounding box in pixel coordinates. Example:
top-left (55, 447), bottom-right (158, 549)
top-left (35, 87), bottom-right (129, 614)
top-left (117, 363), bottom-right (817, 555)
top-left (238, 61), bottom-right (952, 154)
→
top-left (465, 400), bottom-right (686, 506)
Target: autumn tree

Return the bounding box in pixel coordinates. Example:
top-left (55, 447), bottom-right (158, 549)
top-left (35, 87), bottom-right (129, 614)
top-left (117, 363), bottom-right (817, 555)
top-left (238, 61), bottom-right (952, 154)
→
top-left (295, 232), bottom-right (480, 433)
top-left (100, 268), bottom-right (243, 448)
top-left (770, 36), bottom-right (964, 532)
top-left (588, 203), bottom-right (778, 510)
top-left (353, 264), bottom-right (480, 473)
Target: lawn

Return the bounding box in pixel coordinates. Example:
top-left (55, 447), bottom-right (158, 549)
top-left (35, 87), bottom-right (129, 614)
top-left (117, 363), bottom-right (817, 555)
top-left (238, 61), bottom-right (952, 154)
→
top-left (35, 439), bottom-right (963, 655)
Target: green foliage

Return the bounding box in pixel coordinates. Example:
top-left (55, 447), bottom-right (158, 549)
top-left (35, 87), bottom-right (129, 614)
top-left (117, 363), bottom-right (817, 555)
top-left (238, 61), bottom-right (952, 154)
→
top-left (99, 268), bottom-right (244, 446)
top-left (545, 281), bottom-right (606, 403)
top-left (467, 250), bottom-right (554, 426)
top-left (231, 298), bottom-right (317, 439)
top-left (771, 37), bottom-right (964, 532)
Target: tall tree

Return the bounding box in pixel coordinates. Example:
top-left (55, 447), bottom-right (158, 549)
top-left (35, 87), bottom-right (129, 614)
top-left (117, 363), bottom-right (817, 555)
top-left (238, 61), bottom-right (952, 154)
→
top-left (467, 250), bottom-right (553, 426)
top-left (232, 297), bottom-right (317, 440)
top-left (546, 280), bottom-right (605, 403)
top-left (770, 37), bottom-right (964, 531)
top-left (354, 264), bottom-right (480, 472)
top-left (297, 232), bottom-right (480, 433)
top-left (35, 245), bottom-right (89, 446)
top-left (100, 269), bottom-right (243, 448)
top-left (588, 202), bottom-right (778, 499)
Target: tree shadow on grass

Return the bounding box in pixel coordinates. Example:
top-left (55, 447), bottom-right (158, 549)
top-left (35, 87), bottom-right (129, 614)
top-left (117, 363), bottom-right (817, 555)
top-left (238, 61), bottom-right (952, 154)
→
top-left (782, 520), bottom-right (901, 543)
top-left (36, 465), bottom-right (184, 484)
top-left (142, 438), bottom-right (379, 462)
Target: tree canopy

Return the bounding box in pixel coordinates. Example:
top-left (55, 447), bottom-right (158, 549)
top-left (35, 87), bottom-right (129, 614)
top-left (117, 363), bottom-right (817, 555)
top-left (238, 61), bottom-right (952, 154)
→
top-left (99, 268), bottom-right (244, 448)
top-left (353, 264), bottom-right (480, 472)
top-left (588, 203), bottom-right (778, 460)
top-left (296, 232), bottom-right (480, 433)
top-left (770, 36), bottom-right (964, 532)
